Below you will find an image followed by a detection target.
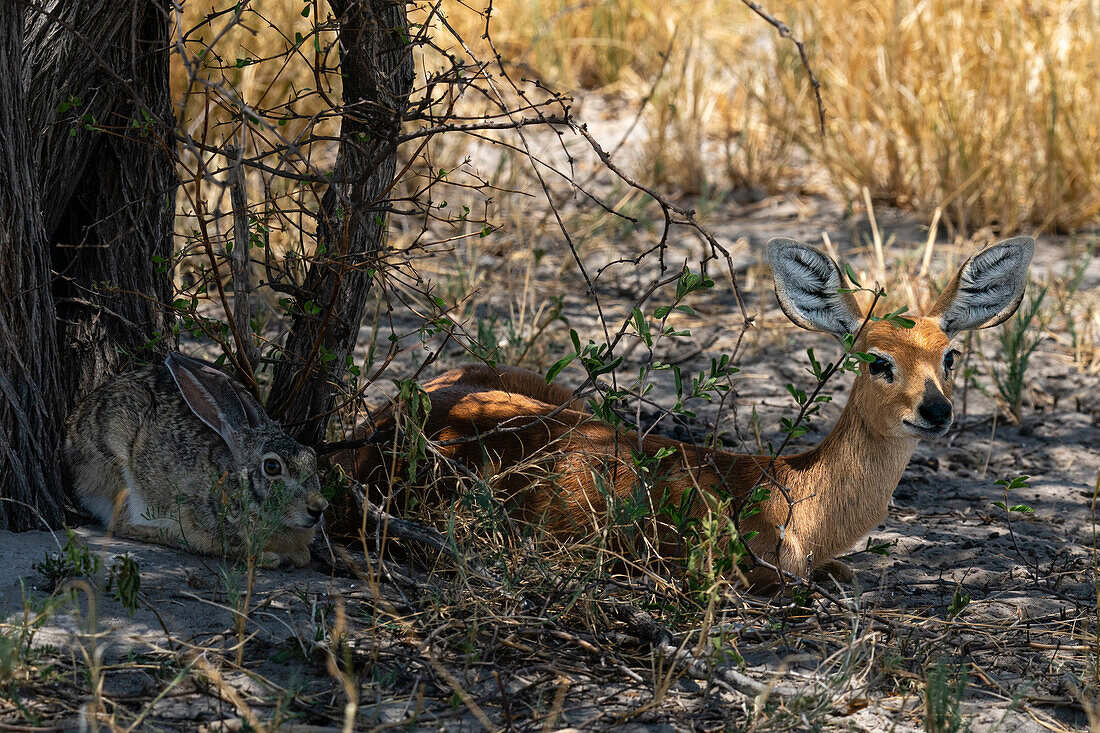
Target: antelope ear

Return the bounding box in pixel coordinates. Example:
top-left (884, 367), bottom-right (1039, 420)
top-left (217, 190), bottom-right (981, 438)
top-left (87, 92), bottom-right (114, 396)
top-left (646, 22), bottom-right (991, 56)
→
top-left (767, 238), bottom-right (864, 340)
top-left (927, 237), bottom-right (1035, 337)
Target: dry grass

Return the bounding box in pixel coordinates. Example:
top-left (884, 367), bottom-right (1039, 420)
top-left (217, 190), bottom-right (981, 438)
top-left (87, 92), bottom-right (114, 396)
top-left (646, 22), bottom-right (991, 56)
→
top-left (439, 0), bottom-right (1100, 233)
top-left (770, 0), bottom-right (1100, 234)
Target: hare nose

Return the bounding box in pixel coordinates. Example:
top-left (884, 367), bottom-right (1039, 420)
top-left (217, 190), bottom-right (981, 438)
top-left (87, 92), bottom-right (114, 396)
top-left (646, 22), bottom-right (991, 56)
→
top-left (307, 496), bottom-right (329, 518)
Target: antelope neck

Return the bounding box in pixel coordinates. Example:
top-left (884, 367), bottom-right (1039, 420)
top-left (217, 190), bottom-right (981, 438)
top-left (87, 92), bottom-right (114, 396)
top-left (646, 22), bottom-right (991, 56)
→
top-left (782, 395), bottom-right (918, 555)
top-left (797, 404), bottom-right (916, 491)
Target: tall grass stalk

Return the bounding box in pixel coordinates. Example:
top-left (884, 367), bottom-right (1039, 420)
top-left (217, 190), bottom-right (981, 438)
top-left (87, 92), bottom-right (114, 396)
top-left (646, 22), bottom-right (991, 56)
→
top-left (991, 286), bottom-right (1048, 423)
top-left (924, 658), bottom-right (971, 733)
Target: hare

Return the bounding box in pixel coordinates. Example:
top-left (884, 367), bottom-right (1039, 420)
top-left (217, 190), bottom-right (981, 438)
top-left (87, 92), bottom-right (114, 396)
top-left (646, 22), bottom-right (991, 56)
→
top-left (64, 353), bottom-right (328, 568)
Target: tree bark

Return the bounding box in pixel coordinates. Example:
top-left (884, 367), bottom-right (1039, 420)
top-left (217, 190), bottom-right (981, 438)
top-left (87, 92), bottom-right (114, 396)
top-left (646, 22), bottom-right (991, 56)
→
top-left (0, 0), bottom-right (65, 530)
top-left (0, 1), bottom-right (175, 530)
top-left (25, 0), bottom-right (177, 404)
top-left (1, 0), bottom-right (408, 528)
top-left (268, 0), bottom-right (415, 446)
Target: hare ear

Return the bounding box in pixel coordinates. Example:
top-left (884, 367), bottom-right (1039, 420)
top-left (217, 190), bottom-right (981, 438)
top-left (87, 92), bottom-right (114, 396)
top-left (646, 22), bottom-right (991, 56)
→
top-left (767, 238), bottom-right (865, 341)
top-left (166, 354), bottom-right (254, 446)
top-left (927, 237), bottom-right (1034, 338)
top-left (228, 381), bottom-right (270, 429)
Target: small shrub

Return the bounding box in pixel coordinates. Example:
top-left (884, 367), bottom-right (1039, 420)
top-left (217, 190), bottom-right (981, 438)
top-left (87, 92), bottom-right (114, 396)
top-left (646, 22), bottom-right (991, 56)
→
top-left (924, 658), bottom-right (972, 733)
top-left (991, 286), bottom-right (1048, 423)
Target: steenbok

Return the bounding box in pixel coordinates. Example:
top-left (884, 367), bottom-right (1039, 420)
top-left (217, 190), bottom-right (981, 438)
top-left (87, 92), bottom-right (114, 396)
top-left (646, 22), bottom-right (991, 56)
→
top-left (339, 237), bottom-right (1033, 589)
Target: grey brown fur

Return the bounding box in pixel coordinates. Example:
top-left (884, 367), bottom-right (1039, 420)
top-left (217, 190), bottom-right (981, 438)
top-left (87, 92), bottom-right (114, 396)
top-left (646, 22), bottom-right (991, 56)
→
top-left (64, 354), bottom-right (328, 567)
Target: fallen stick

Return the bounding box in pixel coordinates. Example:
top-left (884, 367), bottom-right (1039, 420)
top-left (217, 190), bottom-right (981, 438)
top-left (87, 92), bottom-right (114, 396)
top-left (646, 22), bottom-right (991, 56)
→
top-left (346, 479), bottom-right (504, 586)
top-left (607, 603), bottom-right (802, 699)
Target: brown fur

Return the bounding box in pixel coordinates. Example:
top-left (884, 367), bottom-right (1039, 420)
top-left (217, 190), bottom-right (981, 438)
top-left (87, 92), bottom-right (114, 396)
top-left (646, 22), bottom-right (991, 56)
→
top-left (65, 357), bottom-right (328, 568)
top-left (337, 330), bottom-right (942, 589)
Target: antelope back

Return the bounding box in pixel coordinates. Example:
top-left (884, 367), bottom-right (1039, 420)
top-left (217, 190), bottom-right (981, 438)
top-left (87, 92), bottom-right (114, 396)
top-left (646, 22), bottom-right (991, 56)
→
top-left (336, 364), bottom-right (758, 542)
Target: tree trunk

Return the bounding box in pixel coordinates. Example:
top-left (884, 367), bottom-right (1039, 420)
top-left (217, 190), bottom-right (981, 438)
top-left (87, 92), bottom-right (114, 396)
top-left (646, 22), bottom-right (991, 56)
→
top-left (1, 0), bottom-right (407, 528)
top-left (268, 0), bottom-right (415, 446)
top-left (0, 1), bottom-right (176, 530)
top-left (0, 0), bottom-right (65, 530)
top-left (25, 0), bottom-right (177, 404)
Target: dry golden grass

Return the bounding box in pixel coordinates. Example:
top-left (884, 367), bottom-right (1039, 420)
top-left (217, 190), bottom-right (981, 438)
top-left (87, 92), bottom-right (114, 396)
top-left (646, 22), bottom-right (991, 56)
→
top-left (440, 0), bottom-right (1100, 233)
top-left (770, 0), bottom-right (1100, 234)
top-left (171, 0), bottom-right (1100, 239)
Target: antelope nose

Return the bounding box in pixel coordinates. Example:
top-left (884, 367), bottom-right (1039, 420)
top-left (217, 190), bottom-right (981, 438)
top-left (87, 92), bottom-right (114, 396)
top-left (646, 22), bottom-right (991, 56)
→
top-left (918, 396), bottom-right (952, 426)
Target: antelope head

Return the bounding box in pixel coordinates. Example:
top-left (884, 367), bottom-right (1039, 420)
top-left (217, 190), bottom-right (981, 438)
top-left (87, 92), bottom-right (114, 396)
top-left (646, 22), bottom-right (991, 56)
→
top-left (768, 237), bottom-right (1035, 441)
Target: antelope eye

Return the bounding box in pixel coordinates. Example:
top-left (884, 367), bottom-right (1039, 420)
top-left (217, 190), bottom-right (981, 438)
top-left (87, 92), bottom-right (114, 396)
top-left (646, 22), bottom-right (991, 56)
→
top-left (262, 458), bottom-right (283, 477)
top-left (944, 349), bottom-right (959, 371)
top-left (869, 356), bottom-right (894, 381)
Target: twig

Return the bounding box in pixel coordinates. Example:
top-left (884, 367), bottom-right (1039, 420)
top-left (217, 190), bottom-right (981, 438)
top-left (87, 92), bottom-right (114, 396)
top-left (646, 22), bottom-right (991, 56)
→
top-left (347, 479), bottom-right (503, 587)
top-left (739, 0), bottom-right (827, 135)
top-left (607, 603), bottom-right (801, 699)
top-left (227, 143), bottom-right (260, 381)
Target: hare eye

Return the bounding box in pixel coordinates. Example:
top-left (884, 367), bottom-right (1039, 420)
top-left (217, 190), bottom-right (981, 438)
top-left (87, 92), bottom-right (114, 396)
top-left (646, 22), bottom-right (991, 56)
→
top-left (263, 458), bottom-right (283, 477)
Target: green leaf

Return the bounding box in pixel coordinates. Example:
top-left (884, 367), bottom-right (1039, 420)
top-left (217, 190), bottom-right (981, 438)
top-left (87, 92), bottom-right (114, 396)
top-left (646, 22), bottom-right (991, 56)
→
top-left (806, 347), bottom-right (824, 379)
top-left (1009, 504), bottom-right (1033, 513)
top-left (785, 384), bottom-right (806, 404)
top-left (546, 354), bottom-right (575, 383)
top-left (632, 307), bottom-right (652, 347)
top-left (946, 589), bottom-right (970, 620)
top-left (590, 356), bottom-right (623, 377)
top-left (844, 262), bottom-right (861, 287)
top-left (882, 306), bottom-right (916, 329)
top-left (675, 270), bottom-right (714, 299)
top-left (783, 424), bottom-right (809, 439)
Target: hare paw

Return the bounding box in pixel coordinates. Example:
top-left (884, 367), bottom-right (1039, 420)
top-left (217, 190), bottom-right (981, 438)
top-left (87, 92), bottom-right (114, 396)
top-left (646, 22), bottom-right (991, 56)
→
top-left (257, 551), bottom-right (282, 569)
top-left (283, 547), bottom-right (311, 568)
top-left (811, 559), bottom-right (854, 584)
